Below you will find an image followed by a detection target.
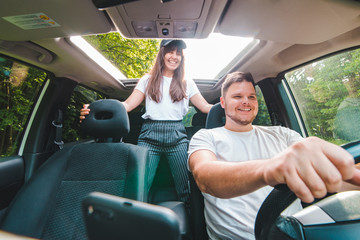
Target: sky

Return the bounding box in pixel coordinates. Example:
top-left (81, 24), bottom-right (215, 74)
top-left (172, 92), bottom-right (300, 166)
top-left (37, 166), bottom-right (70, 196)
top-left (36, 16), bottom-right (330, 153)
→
top-left (73, 33), bottom-right (253, 81)
top-left (183, 33), bottom-right (253, 79)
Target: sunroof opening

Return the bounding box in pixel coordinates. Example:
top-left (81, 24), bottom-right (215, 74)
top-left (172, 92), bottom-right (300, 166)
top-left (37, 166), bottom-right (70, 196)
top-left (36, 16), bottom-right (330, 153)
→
top-left (183, 33), bottom-right (254, 79)
top-left (77, 32), bottom-right (254, 81)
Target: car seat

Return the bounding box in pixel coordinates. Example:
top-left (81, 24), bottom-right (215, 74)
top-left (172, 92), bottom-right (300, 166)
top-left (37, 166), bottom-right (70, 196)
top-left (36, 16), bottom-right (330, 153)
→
top-left (0, 99), bottom-right (149, 240)
top-left (189, 102), bottom-right (225, 240)
top-left (185, 111), bottom-right (207, 140)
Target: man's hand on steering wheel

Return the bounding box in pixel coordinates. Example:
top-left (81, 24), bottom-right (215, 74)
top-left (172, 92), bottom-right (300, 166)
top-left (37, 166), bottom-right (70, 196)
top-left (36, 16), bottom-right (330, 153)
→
top-left (262, 136), bottom-right (360, 203)
top-left (255, 139), bottom-right (360, 240)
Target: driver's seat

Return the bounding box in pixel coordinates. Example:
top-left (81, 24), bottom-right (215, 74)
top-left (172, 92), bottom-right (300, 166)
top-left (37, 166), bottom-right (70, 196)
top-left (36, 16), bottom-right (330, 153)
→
top-left (189, 103), bottom-right (225, 240)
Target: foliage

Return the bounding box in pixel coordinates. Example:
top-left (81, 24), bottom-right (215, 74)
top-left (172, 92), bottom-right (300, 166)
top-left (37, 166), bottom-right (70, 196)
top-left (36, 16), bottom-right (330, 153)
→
top-left (253, 87), bottom-right (272, 126)
top-left (1, 33), bottom-right (160, 155)
top-left (286, 48), bottom-right (360, 144)
top-left (3, 34), bottom-right (360, 157)
top-left (0, 59), bottom-right (47, 156)
top-left (61, 34), bottom-right (159, 143)
top-left (62, 86), bottom-right (106, 142)
top-left (84, 33), bottom-right (159, 78)
top-left (182, 106), bottom-right (197, 127)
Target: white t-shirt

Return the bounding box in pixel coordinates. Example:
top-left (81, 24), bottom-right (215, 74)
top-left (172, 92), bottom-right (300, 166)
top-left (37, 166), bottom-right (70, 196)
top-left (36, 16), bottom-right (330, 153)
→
top-left (135, 74), bottom-right (200, 120)
top-left (188, 125), bottom-right (304, 240)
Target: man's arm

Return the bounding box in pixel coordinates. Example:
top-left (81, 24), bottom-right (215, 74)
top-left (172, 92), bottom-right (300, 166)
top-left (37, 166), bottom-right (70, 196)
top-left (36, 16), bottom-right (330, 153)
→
top-left (189, 136), bottom-right (360, 203)
top-left (189, 149), bottom-right (267, 198)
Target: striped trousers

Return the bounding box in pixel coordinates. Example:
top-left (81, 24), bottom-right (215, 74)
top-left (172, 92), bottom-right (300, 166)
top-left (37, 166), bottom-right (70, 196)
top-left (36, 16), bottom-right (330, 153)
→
top-left (137, 120), bottom-right (190, 205)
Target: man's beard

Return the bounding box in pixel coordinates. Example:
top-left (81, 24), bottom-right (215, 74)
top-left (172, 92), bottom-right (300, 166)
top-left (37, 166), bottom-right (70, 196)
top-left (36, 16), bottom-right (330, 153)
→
top-left (226, 112), bottom-right (256, 126)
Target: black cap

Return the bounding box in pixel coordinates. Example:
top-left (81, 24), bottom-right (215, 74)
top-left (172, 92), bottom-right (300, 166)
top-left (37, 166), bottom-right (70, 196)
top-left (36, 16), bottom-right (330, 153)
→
top-left (160, 39), bottom-right (187, 49)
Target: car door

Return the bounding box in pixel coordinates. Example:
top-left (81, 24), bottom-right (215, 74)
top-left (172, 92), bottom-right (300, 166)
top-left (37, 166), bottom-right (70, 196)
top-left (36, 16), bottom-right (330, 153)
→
top-left (0, 55), bottom-right (82, 219)
top-left (0, 57), bottom-right (47, 216)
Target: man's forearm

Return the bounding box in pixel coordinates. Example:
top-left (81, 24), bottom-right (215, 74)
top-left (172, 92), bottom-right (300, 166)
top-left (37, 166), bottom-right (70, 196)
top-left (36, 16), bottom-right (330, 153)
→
top-left (190, 151), bottom-right (268, 198)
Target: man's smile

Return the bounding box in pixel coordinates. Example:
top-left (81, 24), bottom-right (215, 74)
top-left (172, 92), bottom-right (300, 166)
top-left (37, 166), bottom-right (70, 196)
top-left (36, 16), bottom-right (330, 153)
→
top-left (238, 108), bottom-right (251, 111)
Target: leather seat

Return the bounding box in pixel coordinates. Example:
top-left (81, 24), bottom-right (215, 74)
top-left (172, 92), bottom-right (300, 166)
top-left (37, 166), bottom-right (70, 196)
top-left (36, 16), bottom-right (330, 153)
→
top-left (189, 102), bottom-right (225, 240)
top-left (0, 99), bottom-right (149, 240)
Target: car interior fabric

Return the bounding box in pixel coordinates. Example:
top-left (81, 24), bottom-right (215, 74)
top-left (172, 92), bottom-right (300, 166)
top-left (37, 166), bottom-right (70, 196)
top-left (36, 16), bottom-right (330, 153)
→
top-left (189, 173), bottom-right (208, 240)
top-left (80, 99), bottom-right (130, 140)
top-left (205, 103), bottom-right (226, 129)
top-left (189, 103), bottom-right (226, 239)
top-left (0, 99), bottom-right (149, 239)
top-left (185, 111), bottom-right (207, 140)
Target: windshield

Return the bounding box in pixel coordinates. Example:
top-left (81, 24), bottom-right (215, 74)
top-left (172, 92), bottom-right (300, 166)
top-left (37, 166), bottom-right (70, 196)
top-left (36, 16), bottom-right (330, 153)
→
top-left (79, 32), bottom-right (253, 81)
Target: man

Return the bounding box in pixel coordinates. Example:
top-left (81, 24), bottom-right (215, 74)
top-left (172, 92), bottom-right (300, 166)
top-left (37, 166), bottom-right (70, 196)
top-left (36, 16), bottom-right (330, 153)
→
top-left (188, 72), bottom-right (360, 239)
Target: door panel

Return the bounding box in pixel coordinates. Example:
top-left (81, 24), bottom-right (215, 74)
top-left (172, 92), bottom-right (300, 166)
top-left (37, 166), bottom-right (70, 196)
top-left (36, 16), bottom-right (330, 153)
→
top-left (0, 156), bottom-right (24, 211)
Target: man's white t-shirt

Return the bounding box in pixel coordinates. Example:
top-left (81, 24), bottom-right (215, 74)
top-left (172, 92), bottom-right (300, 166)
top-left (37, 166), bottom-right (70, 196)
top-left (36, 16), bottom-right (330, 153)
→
top-left (135, 74), bottom-right (200, 120)
top-left (188, 125), bottom-right (304, 240)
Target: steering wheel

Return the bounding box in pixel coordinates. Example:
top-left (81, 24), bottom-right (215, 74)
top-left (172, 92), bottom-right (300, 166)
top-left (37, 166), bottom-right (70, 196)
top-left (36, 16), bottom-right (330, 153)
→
top-left (254, 140), bottom-right (360, 240)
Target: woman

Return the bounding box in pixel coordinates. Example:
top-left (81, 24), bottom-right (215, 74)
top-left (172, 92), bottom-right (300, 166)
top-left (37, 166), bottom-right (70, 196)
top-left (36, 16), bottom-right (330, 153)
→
top-left (81, 39), bottom-right (212, 207)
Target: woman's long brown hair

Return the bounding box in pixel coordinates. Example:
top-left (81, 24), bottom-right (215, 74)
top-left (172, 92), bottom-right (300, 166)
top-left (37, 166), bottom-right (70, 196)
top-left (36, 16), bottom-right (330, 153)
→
top-left (146, 44), bottom-right (187, 103)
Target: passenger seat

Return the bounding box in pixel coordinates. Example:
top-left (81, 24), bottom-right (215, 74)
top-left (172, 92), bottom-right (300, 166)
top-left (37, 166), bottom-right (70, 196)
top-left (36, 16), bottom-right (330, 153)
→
top-left (0, 99), bottom-right (149, 239)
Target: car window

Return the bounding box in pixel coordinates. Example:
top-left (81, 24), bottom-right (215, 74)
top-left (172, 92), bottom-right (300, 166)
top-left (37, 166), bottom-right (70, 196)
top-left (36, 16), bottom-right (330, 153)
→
top-left (254, 85), bottom-right (272, 126)
top-left (285, 48), bottom-right (360, 145)
top-left (62, 85), bottom-right (106, 143)
top-left (0, 57), bottom-right (48, 157)
top-left (182, 106), bottom-right (197, 127)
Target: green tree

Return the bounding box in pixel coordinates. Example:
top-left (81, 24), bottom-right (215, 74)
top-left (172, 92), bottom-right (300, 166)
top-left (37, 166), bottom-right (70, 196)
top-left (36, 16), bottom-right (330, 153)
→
top-left (253, 88), bottom-right (271, 126)
top-left (286, 48), bottom-right (360, 144)
top-left (62, 85), bottom-right (106, 142)
top-left (62, 34), bottom-right (160, 143)
top-left (84, 33), bottom-right (159, 78)
top-left (1, 34), bottom-right (160, 155)
top-left (0, 59), bottom-right (47, 156)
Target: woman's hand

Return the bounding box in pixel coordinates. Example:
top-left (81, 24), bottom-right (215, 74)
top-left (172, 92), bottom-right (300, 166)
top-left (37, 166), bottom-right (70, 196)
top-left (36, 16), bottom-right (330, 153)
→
top-left (79, 104), bottom-right (90, 123)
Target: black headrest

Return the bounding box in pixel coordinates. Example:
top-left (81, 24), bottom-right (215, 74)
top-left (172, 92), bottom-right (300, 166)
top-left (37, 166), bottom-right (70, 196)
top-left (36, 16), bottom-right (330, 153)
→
top-left (81, 99), bottom-right (130, 139)
top-left (191, 112), bottom-right (207, 126)
top-left (205, 103), bottom-right (225, 129)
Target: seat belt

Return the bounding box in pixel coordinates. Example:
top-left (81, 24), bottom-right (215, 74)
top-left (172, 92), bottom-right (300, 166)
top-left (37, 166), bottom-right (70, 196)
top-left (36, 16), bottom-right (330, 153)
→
top-left (52, 109), bottom-right (64, 149)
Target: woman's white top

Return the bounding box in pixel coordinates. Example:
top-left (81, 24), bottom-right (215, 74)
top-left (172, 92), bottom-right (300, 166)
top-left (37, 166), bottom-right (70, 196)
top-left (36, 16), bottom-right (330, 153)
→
top-left (135, 74), bottom-right (200, 120)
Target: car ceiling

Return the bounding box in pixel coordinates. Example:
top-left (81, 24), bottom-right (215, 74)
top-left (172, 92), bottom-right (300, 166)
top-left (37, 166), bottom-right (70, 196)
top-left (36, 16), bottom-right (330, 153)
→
top-left (1, 0), bottom-right (360, 101)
